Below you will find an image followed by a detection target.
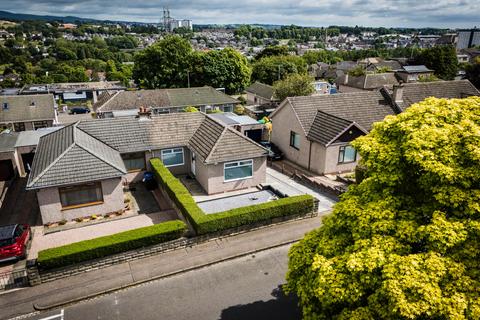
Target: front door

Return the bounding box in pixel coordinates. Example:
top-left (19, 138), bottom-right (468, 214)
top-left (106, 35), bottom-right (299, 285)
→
top-left (191, 151), bottom-right (196, 176)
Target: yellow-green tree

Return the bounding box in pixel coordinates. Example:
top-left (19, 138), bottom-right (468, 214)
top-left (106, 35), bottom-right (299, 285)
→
top-left (286, 97), bottom-right (480, 319)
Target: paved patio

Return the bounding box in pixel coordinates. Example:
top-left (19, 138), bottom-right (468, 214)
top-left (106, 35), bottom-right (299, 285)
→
top-left (197, 189), bottom-right (279, 214)
top-left (266, 168), bottom-right (337, 213)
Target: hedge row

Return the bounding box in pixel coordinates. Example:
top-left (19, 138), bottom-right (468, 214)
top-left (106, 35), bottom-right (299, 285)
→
top-left (37, 220), bottom-right (187, 270)
top-left (150, 158), bottom-right (315, 235)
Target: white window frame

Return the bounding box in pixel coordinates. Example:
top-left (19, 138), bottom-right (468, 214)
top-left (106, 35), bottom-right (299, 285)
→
top-left (223, 159), bottom-right (253, 182)
top-left (160, 148), bottom-right (184, 167)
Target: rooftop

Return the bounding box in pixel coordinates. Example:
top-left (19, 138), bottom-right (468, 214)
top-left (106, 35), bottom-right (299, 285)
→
top-left (21, 81), bottom-right (125, 94)
top-left (0, 94), bottom-right (55, 123)
top-left (245, 82), bottom-right (277, 101)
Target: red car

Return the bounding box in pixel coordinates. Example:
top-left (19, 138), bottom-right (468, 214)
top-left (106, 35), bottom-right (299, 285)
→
top-left (0, 224), bottom-right (30, 262)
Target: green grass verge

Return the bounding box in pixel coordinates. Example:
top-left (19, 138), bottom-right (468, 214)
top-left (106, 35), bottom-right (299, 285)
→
top-left (37, 220), bottom-right (187, 270)
top-left (150, 158), bottom-right (315, 235)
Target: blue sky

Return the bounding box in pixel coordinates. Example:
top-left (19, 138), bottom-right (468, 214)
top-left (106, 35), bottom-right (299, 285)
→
top-left (1, 0), bottom-right (479, 28)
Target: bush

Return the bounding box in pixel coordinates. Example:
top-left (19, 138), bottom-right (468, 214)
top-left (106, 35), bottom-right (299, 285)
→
top-left (150, 158), bottom-right (315, 235)
top-left (37, 220), bottom-right (187, 269)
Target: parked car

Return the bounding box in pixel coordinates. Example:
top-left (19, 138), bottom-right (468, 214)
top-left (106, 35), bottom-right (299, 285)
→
top-left (69, 107), bottom-right (91, 114)
top-left (259, 141), bottom-right (284, 161)
top-left (0, 224), bottom-right (30, 262)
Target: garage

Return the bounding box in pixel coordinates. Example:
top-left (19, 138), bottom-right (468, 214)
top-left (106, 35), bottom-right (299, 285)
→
top-left (0, 159), bottom-right (14, 181)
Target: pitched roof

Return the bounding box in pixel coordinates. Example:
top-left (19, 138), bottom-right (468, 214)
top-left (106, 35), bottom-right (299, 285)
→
top-left (276, 91), bottom-right (396, 135)
top-left (390, 80), bottom-right (480, 111)
top-left (96, 87), bottom-right (238, 113)
top-left (307, 111), bottom-right (366, 146)
top-left (400, 65), bottom-right (433, 73)
top-left (189, 116), bottom-right (267, 164)
top-left (27, 123), bottom-right (127, 189)
top-left (0, 94), bottom-right (55, 123)
top-left (77, 113), bottom-right (205, 153)
top-left (364, 73), bottom-right (399, 89)
top-left (245, 82), bottom-right (277, 101)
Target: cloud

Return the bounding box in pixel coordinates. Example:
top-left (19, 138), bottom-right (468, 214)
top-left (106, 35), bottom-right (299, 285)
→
top-left (1, 0), bottom-right (479, 28)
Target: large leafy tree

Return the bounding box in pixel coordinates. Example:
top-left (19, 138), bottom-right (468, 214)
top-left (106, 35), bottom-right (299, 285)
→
top-left (255, 45), bottom-right (290, 61)
top-left (132, 35), bottom-right (193, 88)
top-left (286, 97), bottom-right (480, 319)
top-left (415, 45), bottom-right (458, 80)
top-left (191, 48), bottom-right (251, 94)
top-left (465, 57), bottom-right (480, 89)
top-left (273, 73), bottom-right (315, 101)
top-left (252, 55), bottom-right (307, 85)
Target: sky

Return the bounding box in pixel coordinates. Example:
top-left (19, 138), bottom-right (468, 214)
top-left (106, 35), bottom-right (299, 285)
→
top-left (1, 0), bottom-right (479, 28)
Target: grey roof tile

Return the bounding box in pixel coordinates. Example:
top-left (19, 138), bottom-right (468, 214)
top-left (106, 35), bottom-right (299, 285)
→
top-left (0, 94), bottom-right (55, 123)
top-left (245, 82), bottom-right (277, 100)
top-left (307, 111), bottom-right (355, 146)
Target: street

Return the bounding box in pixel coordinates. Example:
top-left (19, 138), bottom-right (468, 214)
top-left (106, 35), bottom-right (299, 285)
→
top-left (17, 244), bottom-right (301, 320)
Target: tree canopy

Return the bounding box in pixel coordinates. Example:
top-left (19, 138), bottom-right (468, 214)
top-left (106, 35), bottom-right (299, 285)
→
top-left (286, 97), bottom-right (480, 320)
top-left (252, 55), bottom-right (307, 85)
top-left (415, 45), bottom-right (458, 80)
top-left (273, 73), bottom-right (315, 101)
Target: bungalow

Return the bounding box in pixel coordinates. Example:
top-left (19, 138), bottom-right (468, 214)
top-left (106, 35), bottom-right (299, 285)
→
top-left (245, 82), bottom-right (279, 106)
top-left (270, 80), bottom-right (480, 175)
top-left (270, 91), bottom-right (395, 175)
top-left (26, 112), bottom-right (268, 223)
top-left (94, 86), bottom-right (239, 117)
top-left (0, 94), bottom-right (57, 132)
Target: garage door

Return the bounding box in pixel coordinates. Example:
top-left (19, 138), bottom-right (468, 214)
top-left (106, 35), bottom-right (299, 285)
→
top-left (245, 129), bottom-right (263, 142)
top-left (0, 160), bottom-right (14, 181)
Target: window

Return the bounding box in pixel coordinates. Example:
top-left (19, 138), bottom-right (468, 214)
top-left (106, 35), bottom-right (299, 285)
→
top-left (160, 148), bottom-right (184, 167)
top-left (59, 182), bottom-right (103, 209)
top-left (13, 122), bottom-right (25, 132)
top-left (338, 145), bottom-right (357, 164)
top-left (154, 108), bottom-right (170, 115)
top-left (290, 131), bottom-right (300, 149)
top-left (14, 225), bottom-right (24, 238)
top-left (224, 160), bottom-right (253, 182)
top-left (3, 102), bottom-right (8, 110)
top-left (122, 152), bottom-right (145, 172)
top-left (33, 121), bottom-right (48, 130)
top-left (223, 105), bottom-right (233, 113)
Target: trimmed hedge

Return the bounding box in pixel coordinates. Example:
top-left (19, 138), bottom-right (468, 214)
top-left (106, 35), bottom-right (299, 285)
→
top-left (37, 220), bottom-right (187, 270)
top-left (150, 158), bottom-right (315, 235)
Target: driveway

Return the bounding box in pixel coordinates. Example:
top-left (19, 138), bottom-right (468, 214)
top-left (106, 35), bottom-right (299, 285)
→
top-left (0, 178), bottom-right (41, 226)
top-left (266, 168), bottom-right (337, 213)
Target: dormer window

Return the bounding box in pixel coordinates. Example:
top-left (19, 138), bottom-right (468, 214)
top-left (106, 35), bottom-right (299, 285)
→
top-left (3, 102), bottom-right (8, 110)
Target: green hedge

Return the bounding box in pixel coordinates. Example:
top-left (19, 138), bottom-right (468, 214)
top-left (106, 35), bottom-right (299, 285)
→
top-left (150, 158), bottom-right (315, 235)
top-left (37, 220), bottom-right (187, 270)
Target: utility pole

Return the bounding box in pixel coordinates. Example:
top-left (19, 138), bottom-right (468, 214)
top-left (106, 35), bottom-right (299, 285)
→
top-left (187, 71), bottom-right (190, 88)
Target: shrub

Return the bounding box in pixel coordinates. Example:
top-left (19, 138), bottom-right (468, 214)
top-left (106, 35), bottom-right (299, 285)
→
top-left (37, 220), bottom-right (187, 269)
top-left (150, 158), bottom-right (315, 235)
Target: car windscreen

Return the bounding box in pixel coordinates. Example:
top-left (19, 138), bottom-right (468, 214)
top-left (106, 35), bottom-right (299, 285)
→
top-left (0, 238), bottom-right (14, 247)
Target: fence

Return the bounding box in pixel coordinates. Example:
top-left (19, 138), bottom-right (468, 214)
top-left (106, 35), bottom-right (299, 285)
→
top-left (0, 267), bottom-right (28, 290)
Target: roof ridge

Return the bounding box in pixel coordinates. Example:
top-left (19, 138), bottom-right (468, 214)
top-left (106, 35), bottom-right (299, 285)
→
top-left (204, 125), bottom-right (227, 163)
top-left (27, 142), bottom-right (75, 188)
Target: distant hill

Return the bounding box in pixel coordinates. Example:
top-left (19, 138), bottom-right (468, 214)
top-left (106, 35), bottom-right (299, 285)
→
top-left (0, 10), bottom-right (102, 23)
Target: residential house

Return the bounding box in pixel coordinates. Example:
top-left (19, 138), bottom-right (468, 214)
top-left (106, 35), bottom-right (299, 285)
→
top-left (0, 94), bottom-right (57, 132)
top-left (27, 112), bottom-right (267, 223)
top-left (336, 73), bottom-right (399, 92)
top-left (245, 82), bottom-right (279, 106)
top-left (94, 87), bottom-right (239, 117)
top-left (396, 65), bottom-right (434, 83)
top-left (269, 91), bottom-right (396, 175)
top-left (20, 81), bottom-right (125, 103)
top-left (270, 80), bottom-right (480, 176)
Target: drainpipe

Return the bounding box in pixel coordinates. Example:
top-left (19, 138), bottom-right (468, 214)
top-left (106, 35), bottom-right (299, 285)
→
top-left (307, 140), bottom-right (312, 171)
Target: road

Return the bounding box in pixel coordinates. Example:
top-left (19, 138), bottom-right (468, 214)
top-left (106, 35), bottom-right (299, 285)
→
top-left (18, 244), bottom-right (301, 320)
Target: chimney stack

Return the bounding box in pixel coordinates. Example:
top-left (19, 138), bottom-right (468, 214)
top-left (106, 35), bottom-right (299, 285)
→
top-left (137, 106), bottom-right (152, 121)
top-left (392, 84), bottom-right (404, 104)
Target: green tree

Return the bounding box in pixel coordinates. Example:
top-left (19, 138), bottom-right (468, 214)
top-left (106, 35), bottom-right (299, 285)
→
top-left (415, 45), bottom-right (458, 80)
top-left (132, 35), bottom-right (193, 88)
top-left (192, 48), bottom-right (251, 94)
top-left (252, 55), bottom-right (307, 85)
top-left (273, 73), bottom-right (315, 101)
top-left (465, 57), bottom-right (480, 89)
top-left (285, 97), bottom-right (480, 320)
top-left (255, 46), bottom-right (289, 61)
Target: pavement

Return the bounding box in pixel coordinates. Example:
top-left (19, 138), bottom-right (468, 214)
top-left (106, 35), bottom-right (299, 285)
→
top-left (0, 215), bottom-right (325, 320)
top-left (22, 245), bottom-right (300, 320)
